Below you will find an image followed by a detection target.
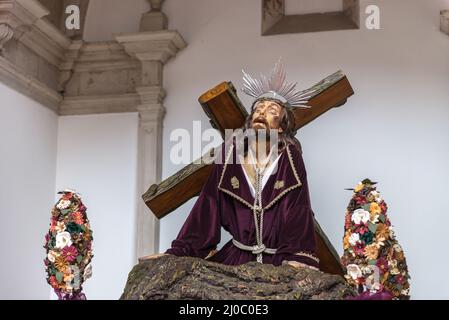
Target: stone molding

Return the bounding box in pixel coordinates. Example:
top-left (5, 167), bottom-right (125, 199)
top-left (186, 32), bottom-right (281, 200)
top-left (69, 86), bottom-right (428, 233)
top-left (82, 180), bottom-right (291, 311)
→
top-left (0, 0), bottom-right (187, 116)
top-left (441, 10), bottom-right (449, 36)
top-left (262, 0), bottom-right (360, 36)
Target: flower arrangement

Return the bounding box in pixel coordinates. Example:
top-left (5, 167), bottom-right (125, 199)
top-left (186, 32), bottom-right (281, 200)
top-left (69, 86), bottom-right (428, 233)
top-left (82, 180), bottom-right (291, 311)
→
top-left (44, 190), bottom-right (93, 300)
top-left (341, 179), bottom-right (410, 300)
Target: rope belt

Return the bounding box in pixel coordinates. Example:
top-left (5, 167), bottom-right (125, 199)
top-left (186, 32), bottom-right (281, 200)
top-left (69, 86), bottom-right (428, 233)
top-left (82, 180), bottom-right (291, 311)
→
top-left (232, 239), bottom-right (277, 255)
top-left (233, 167), bottom-right (276, 263)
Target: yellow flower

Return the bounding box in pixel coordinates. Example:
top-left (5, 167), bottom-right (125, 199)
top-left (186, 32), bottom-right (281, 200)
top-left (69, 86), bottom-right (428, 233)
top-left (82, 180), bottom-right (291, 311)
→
top-left (377, 223), bottom-right (390, 240)
top-left (354, 182), bottom-right (364, 193)
top-left (364, 244), bottom-right (379, 260)
top-left (343, 231), bottom-right (351, 250)
top-left (55, 256), bottom-right (68, 272)
top-left (370, 202), bottom-right (381, 215)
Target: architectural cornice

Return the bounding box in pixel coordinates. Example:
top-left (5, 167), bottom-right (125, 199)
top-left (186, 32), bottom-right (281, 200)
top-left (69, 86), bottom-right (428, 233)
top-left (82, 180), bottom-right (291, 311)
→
top-left (59, 93), bottom-right (141, 115)
top-left (442, 10), bottom-right (449, 36)
top-left (0, 0), bottom-right (188, 117)
top-left (115, 30), bottom-right (187, 64)
top-left (0, 56), bottom-right (62, 111)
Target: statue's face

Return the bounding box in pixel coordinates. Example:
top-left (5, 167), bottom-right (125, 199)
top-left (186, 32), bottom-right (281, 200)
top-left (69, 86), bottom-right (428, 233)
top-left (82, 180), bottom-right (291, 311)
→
top-left (251, 100), bottom-right (285, 133)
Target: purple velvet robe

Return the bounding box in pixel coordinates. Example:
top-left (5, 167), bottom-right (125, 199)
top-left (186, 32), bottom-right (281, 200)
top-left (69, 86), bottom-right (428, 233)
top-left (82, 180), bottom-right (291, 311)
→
top-left (165, 143), bottom-right (319, 268)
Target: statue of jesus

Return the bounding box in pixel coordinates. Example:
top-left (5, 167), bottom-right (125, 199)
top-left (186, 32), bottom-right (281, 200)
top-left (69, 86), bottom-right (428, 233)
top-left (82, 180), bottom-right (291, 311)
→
top-left (144, 60), bottom-right (320, 270)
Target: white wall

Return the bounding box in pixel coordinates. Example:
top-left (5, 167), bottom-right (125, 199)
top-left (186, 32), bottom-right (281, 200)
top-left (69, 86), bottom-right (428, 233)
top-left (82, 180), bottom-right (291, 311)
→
top-left (83, 0), bottom-right (149, 41)
top-left (0, 83), bottom-right (58, 299)
top-left (160, 0), bottom-right (449, 299)
top-left (55, 113), bottom-right (139, 299)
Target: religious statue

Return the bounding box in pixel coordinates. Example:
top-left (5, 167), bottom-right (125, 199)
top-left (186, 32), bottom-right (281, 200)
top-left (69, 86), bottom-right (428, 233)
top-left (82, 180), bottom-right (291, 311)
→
top-left (144, 61), bottom-right (321, 269)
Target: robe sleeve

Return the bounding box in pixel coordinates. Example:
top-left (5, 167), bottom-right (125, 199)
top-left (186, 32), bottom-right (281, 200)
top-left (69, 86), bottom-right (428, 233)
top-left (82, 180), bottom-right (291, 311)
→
top-left (272, 149), bottom-right (319, 269)
top-left (165, 163), bottom-right (222, 259)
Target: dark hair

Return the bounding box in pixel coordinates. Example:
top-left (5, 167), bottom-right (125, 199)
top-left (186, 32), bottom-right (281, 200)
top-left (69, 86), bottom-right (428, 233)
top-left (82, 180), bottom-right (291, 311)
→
top-left (242, 98), bottom-right (302, 154)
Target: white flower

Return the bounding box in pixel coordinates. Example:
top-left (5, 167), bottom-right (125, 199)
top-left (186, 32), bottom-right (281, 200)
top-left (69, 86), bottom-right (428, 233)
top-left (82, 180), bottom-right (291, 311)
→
top-left (349, 233), bottom-right (360, 246)
top-left (375, 197), bottom-right (383, 204)
top-left (347, 264), bottom-right (362, 280)
top-left (55, 231), bottom-right (72, 249)
top-left (351, 209), bottom-right (370, 225)
top-left (47, 250), bottom-right (59, 263)
top-left (401, 288), bottom-right (410, 295)
top-left (370, 190), bottom-right (380, 198)
top-left (57, 199), bottom-right (71, 210)
top-left (83, 263), bottom-right (92, 281)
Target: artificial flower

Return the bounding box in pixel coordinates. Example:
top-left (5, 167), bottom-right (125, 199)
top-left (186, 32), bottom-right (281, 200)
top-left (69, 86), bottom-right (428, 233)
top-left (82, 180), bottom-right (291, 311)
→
top-left (341, 180), bottom-right (410, 299)
top-left (370, 190), bottom-right (380, 199)
top-left (354, 182), bottom-right (364, 193)
top-left (401, 288), bottom-right (411, 296)
top-left (389, 226), bottom-right (396, 238)
top-left (376, 257), bottom-right (389, 274)
top-left (364, 244), bottom-right (379, 260)
top-left (388, 259), bottom-right (398, 268)
top-left (369, 202), bottom-right (381, 215)
top-left (55, 222), bottom-right (66, 233)
top-left (62, 245), bottom-right (78, 263)
top-left (83, 263), bottom-right (92, 281)
top-left (45, 190), bottom-right (93, 299)
top-left (55, 255), bottom-right (68, 272)
top-left (345, 213), bottom-right (351, 229)
top-left (63, 268), bottom-right (75, 282)
top-left (349, 233), bottom-right (360, 246)
top-left (47, 250), bottom-right (60, 263)
top-left (57, 200), bottom-right (71, 210)
top-left (62, 193), bottom-right (73, 201)
top-left (351, 209), bottom-right (370, 225)
top-left (375, 237), bottom-right (385, 248)
top-left (55, 231), bottom-right (72, 249)
top-left (390, 268), bottom-right (400, 275)
top-left (346, 264), bottom-right (362, 280)
top-left (355, 196), bottom-right (367, 205)
top-left (343, 231), bottom-right (351, 250)
top-left (50, 219), bottom-right (57, 232)
top-left (370, 212), bottom-right (379, 224)
top-left (71, 212), bottom-right (84, 225)
top-left (49, 276), bottom-right (59, 289)
top-left (356, 224), bottom-right (369, 235)
top-left (354, 242), bottom-right (365, 256)
top-left (365, 274), bottom-right (381, 292)
top-left (376, 223), bottom-right (390, 240)
top-left (395, 274), bottom-right (406, 285)
top-left (360, 231), bottom-right (375, 245)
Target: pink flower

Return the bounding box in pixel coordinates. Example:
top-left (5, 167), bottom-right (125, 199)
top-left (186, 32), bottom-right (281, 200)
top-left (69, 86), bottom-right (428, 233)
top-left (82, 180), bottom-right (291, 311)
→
top-left (377, 257), bottom-right (389, 274)
top-left (356, 224), bottom-right (369, 235)
top-left (355, 196), bottom-right (367, 205)
top-left (354, 243), bottom-right (365, 256)
top-left (62, 245), bottom-right (78, 263)
top-left (395, 275), bottom-right (405, 285)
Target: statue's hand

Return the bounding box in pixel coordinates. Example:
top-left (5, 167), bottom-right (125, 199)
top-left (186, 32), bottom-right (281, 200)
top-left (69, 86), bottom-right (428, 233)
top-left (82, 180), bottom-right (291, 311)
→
top-left (139, 253), bottom-right (169, 263)
top-left (284, 260), bottom-right (319, 271)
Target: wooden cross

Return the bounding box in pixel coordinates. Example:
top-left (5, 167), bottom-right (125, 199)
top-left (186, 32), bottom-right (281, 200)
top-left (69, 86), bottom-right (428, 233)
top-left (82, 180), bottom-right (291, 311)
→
top-left (143, 71), bottom-right (354, 276)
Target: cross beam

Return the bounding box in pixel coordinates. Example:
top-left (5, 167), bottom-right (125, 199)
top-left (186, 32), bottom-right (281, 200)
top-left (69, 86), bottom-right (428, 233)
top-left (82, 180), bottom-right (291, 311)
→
top-left (143, 71), bottom-right (354, 275)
